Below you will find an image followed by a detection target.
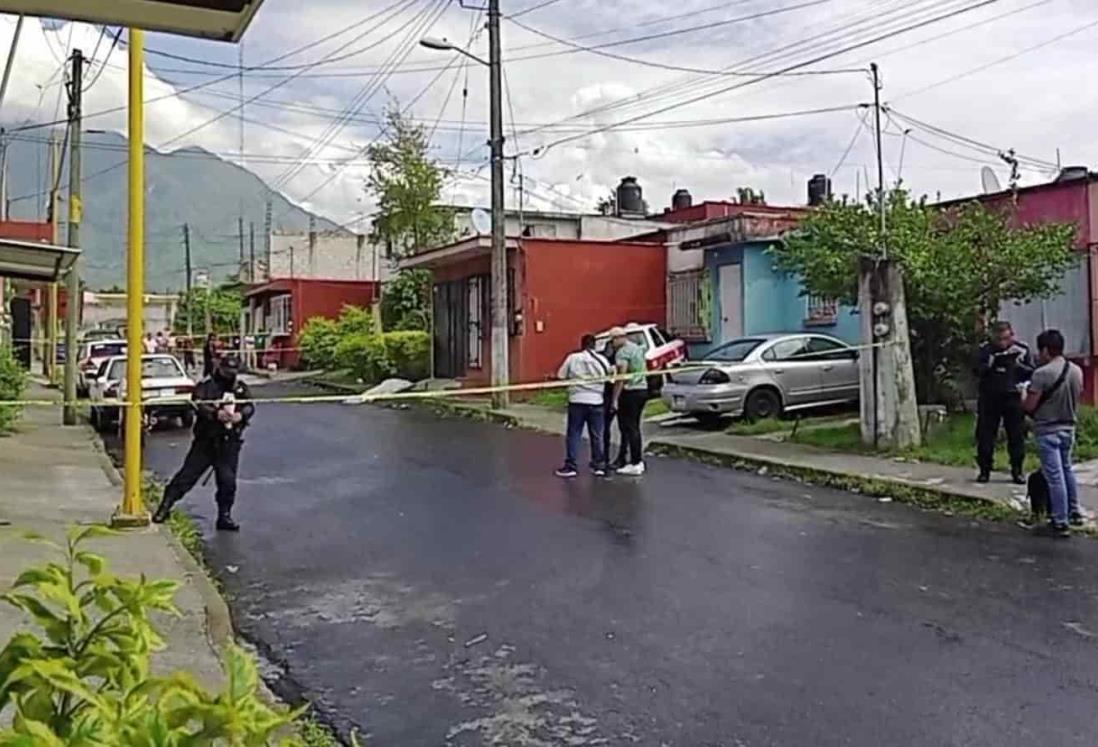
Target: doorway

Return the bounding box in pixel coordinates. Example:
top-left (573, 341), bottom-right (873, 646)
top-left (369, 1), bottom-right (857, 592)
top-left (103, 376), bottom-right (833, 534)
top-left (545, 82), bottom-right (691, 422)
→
top-left (718, 263), bottom-right (743, 341)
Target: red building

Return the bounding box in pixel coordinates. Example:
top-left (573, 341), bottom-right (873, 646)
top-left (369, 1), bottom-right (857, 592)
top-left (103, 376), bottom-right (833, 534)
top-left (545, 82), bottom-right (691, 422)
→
top-left (940, 171), bottom-right (1098, 402)
top-left (245, 278), bottom-right (379, 369)
top-left (402, 235), bottom-right (666, 385)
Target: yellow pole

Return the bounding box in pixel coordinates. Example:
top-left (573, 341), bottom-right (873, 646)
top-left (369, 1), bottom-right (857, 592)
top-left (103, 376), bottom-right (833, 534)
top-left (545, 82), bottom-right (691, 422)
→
top-left (47, 135), bottom-right (60, 383)
top-left (116, 29), bottom-right (148, 526)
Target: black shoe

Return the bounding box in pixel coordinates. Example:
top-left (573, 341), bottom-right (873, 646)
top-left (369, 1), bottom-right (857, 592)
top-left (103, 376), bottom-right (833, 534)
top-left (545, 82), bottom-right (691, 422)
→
top-left (976, 472), bottom-right (990, 484)
top-left (151, 501), bottom-right (174, 524)
top-left (1048, 522), bottom-right (1071, 538)
top-left (1069, 512), bottom-right (1086, 527)
top-left (555, 467), bottom-right (578, 478)
top-left (216, 514), bottom-right (240, 532)
top-left (1011, 472), bottom-right (1026, 486)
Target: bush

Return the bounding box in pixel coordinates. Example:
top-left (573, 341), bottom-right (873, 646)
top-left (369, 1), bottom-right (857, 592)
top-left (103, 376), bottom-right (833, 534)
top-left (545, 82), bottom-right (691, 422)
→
top-left (298, 317), bottom-right (340, 370)
top-left (383, 330), bottom-right (430, 381)
top-left (0, 347), bottom-right (27, 433)
top-left (335, 304), bottom-right (376, 337)
top-left (0, 526), bottom-right (353, 745)
top-left (334, 332), bottom-right (396, 384)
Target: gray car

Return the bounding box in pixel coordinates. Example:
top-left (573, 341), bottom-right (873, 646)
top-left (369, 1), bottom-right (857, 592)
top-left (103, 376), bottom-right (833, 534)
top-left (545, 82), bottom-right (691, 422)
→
top-left (661, 333), bottom-right (860, 423)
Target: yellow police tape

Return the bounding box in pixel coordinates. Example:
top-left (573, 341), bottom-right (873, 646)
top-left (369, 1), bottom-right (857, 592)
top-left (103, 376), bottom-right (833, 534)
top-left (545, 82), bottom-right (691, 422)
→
top-left (0, 340), bottom-right (896, 409)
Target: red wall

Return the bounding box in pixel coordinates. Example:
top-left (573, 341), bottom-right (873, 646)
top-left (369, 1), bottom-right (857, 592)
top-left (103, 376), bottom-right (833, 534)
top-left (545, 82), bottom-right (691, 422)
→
top-left (520, 239), bottom-right (666, 382)
top-left (972, 180), bottom-right (1094, 247)
top-left (0, 220), bottom-right (53, 242)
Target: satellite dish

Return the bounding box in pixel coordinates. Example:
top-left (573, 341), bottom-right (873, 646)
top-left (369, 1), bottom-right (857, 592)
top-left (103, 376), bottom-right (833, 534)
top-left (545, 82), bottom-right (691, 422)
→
top-left (980, 166), bottom-right (1002, 194)
top-left (470, 208), bottom-right (491, 235)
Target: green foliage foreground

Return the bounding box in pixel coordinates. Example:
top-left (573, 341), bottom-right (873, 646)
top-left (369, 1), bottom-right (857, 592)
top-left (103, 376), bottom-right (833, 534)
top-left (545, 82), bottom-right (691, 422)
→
top-left (0, 525), bottom-right (356, 746)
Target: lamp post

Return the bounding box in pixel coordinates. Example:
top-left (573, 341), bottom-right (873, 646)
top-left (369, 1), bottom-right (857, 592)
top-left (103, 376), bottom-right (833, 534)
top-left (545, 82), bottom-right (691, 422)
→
top-left (420, 4), bottom-right (509, 407)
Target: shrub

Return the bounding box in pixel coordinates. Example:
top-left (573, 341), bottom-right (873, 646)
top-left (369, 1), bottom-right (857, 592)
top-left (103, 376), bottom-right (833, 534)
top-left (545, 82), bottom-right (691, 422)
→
top-left (0, 347), bottom-right (27, 433)
top-left (0, 526), bottom-right (338, 745)
top-left (383, 330), bottom-right (430, 381)
top-left (334, 333), bottom-right (396, 384)
top-left (298, 317), bottom-right (340, 370)
top-left (334, 305), bottom-right (376, 338)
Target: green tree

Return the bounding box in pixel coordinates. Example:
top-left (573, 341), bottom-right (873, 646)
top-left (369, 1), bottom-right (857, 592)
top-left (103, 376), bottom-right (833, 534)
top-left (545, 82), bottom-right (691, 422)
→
top-left (174, 286), bottom-right (244, 335)
top-left (734, 187), bottom-right (766, 205)
top-left (770, 189), bottom-right (1078, 403)
top-left (380, 269), bottom-right (431, 332)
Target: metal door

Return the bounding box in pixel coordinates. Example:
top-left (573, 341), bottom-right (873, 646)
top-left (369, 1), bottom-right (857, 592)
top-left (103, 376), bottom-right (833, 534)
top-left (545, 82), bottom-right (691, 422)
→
top-left (432, 280), bottom-right (467, 379)
top-left (718, 263), bottom-right (743, 342)
top-left (10, 297), bottom-right (30, 369)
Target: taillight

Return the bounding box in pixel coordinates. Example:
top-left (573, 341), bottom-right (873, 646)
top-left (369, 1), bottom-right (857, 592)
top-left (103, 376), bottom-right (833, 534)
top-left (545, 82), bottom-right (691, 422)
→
top-left (699, 368), bottom-right (731, 385)
top-left (176, 385), bottom-right (194, 395)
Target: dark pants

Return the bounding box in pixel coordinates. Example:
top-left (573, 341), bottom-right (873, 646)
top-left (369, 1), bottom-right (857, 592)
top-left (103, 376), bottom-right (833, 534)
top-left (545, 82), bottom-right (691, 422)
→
top-left (617, 390), bottom-right (648, 465)
top-left (565, 403), bottom-right (606, 471)
top-left (162, 437), bottom-right (242, 513)
top-left (976, 391), bottom-right (1025, 474)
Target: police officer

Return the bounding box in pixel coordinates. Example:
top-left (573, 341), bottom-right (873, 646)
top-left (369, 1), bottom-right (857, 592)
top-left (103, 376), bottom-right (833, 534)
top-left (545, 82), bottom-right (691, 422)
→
top-left (152, 355), bottom-right (254, 530)
top-left (974, 321), bottom-right (1035, 484)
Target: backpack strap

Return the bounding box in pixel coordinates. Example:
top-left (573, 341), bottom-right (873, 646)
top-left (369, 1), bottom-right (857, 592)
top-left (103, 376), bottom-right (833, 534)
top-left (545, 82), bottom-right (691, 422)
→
top-left (1035, 361), bottom-right (1071, 411)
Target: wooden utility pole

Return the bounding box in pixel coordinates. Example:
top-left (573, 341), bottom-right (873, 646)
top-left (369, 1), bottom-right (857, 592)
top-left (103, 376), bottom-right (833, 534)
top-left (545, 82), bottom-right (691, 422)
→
top-left (63, 48), bottom-right (83, 425)
top-left (182, 223), bottom-right (192, 337)
top-left (47, 133), bottom-right (61, 384)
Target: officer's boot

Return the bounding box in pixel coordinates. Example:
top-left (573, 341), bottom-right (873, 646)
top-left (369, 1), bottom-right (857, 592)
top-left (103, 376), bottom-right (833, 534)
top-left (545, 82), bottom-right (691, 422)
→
top-left (216, 509), bottom-right (240, 532)
top-left (151, 495), bottom-right (176, 524)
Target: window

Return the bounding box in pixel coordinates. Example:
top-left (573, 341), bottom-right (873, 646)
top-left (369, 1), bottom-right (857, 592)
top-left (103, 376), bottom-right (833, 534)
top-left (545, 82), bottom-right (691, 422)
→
top-left (707, 338), bottom-right (764, 362)
top-left (667, 270), bottom-right (709, 341)
top-left (90, 342), bottom-right (126, 358)
top-left (806, 336), bottom-right (855, 360)
top-left (763, 337), bottom-right (809, 362)
top-left (269, 294), bottom-right (292, 335)
top-left (806, 295), bottom-right (839, 325)
top-left (467, 276), bottom-right (484, 368)
top-left (106, 357), bottom-right (184, 382)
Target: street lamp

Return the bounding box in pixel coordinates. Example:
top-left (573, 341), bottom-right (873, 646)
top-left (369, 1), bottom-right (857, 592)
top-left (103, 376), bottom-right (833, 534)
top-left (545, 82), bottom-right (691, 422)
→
top-left (418, 0), bottom-right (508, 408)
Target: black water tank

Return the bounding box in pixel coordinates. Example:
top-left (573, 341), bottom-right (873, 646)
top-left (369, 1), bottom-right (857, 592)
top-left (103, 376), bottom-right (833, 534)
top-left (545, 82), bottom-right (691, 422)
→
top-left (672, 188), bottom-right (693, 211)
top-left (1056, 166), bottom-right (1090, 182)
top-left (807, 174), bottom-right (831, 206)
top-left (616, 176), bottom-right (644, 216)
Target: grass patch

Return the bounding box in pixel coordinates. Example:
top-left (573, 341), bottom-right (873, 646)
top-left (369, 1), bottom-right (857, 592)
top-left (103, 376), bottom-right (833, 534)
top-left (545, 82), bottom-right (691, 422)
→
top-left (726, 418), bottom-right (790, 436)
top-left (298, 715), bottom-right (347, 746)
top-left (789, 407), bottom-right (1098, 471)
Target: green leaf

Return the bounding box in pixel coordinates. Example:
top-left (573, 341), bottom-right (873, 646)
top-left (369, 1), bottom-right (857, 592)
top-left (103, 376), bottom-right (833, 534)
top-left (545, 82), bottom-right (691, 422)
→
top-left (74, 552), bottom-right (106, 578)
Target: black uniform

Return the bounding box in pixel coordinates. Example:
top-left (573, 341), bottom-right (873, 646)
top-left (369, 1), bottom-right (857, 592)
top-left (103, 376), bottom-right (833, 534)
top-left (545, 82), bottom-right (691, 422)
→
top-left (156, 372), bottom-right (254, 526)
top-left (974, 340), bottom-right (1035, 477)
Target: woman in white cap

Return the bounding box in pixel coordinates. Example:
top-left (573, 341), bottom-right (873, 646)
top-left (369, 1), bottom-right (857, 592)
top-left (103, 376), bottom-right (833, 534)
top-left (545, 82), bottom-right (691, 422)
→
top-left (609, 326), bottom-right (649, 476)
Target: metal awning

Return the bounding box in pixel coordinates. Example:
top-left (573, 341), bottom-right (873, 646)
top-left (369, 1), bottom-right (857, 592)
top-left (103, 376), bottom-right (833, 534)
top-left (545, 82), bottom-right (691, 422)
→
top-left (0, 0), bottom-right (264, 41)
top-left (0, 238), bottom-right (79, 281)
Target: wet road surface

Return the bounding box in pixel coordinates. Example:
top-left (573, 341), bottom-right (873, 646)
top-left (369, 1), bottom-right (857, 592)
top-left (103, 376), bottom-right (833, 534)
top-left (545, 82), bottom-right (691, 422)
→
top-left (139, 390), bottom-right (1098, 746)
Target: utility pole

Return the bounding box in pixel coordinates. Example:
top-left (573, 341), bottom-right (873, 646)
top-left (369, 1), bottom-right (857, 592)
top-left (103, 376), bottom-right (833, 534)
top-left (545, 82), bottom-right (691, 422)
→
top-left (263, 199), bottom-right (272, 278)
top-left (183, 223), bottom-right (192, 338)
top-left (203, 272), bottom-right (212, 336)
top-left (249, 221), bottom-right (255, 282)
top-left (62, 48), bottom-right (83, 425)
top-left (871, 63), bottom-right (886, 257)
top-left (47, 133), bottom-right (61, 384)
top-left (238, 215), bottom-right (245, 280)
top-left (488, 0), bottom-right (508, 408)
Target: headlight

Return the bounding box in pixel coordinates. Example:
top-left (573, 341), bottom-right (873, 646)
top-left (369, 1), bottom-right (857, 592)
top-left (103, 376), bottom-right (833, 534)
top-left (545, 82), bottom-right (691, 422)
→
top-left (699, 368), bottom-right (731, 385)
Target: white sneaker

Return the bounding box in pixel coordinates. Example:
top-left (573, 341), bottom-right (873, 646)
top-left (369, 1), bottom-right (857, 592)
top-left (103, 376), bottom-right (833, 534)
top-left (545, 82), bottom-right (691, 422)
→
top-left (617, 462), bottom-right (646, 476)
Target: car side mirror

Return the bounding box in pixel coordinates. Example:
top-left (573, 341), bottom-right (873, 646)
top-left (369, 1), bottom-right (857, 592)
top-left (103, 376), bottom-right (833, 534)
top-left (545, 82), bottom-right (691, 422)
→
top-left (848, 350), bottom-right (860, 361)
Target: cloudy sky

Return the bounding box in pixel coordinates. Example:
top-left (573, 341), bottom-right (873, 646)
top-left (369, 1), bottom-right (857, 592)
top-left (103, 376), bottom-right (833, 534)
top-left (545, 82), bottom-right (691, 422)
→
top-left (0, 0), bottom-right (1094, 229)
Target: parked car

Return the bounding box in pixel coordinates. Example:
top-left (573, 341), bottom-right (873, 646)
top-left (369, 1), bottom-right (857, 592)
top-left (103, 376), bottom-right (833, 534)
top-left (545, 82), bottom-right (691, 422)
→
top-left (76, 339), bottom-right (127, 397)
top-left (89, 354), bottom-right (196, 432)
top-left (594, 322), bottom-right (687, 395)
top-left (662, 333), bottom-right (859, 423)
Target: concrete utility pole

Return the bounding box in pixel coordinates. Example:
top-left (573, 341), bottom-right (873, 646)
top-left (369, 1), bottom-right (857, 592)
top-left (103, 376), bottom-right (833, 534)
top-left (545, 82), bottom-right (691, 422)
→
top-left (238, 215), bottom-right (245, 278)
top-left (63, 48), bottom-right (83, 426)
top-left (183, 223), bottom-right (193, 337)
top-left (47, 133), bottom-right (61, 384)
top-left (488, 0), bottom-right (508, 408)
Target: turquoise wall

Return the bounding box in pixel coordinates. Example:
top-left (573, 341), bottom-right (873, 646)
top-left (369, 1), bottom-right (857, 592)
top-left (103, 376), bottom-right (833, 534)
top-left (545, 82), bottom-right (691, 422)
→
top-left (690, 241), bottom-right (860, 357)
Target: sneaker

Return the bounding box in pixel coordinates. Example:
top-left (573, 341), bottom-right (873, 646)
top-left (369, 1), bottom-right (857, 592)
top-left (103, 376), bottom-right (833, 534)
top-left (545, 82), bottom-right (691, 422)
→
top-left (216, 515), bottom-right (241, 532)
top-left (592, 467), bottom-right (608, 477)
top-left (555, 467), bottom-right (578, 478)
top-left (1069, 512), bottom-right (1086, 527)
top-left (617, 462), bottom-right (646, 476)
top-left (1049, 522), bottom-right (1071, 538)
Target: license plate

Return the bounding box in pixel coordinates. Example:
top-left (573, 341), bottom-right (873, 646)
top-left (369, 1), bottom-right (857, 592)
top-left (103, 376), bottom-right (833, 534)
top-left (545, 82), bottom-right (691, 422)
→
top-left (673, 396), bottom-right (685, 409)
top-left (157, 389), bottom-right (176, 399)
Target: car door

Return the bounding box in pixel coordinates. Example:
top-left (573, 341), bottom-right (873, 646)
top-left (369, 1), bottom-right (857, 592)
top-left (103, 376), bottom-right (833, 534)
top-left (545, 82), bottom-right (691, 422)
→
top-left (760, 337), bottom-right (820, 405)
top-left (806, 336), bottom-right (860, 402)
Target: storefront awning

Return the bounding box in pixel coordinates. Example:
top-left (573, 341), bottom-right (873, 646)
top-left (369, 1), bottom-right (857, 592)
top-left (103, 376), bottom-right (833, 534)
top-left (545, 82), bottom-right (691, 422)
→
top-left (0, 0), bottom-right (264, 41)
top-left (0, 238), bottom-right (79, 282)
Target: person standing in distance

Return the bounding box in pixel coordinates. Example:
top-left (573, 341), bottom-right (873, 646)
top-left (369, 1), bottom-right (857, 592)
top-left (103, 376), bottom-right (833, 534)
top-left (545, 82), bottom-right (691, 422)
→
top-left (973, 321), bottom-right (1035, 484)
top-left (1024, 329), bottom-right (1085, 537)
top-left (152, 355), bottom-right (254, 531)
top-left (609, 327), bottom-right (649, 476)
top-left (555, 334), bottom-right (612, 478)
top-left (202, 332), bottom-right (219, 379)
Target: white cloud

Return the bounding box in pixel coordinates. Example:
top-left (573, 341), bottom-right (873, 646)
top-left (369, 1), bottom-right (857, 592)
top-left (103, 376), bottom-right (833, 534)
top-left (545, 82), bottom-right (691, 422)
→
top-left (1, 0), bottom-right (1095, 225)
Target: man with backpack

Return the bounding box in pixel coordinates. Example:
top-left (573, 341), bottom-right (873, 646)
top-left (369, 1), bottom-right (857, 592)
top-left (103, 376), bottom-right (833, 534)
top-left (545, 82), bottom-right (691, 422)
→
top-left (1024, 329), bottom-right (1084, 537)
top-left (555, 335), bottom-right (612, 478)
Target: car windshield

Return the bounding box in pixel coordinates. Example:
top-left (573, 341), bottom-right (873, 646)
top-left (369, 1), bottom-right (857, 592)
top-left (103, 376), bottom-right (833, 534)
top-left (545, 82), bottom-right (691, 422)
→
top-left (706, 338), bottom-right (765, 362)
top-left (106, 358), bottom-right (183, 381)
top-left (90, 342), bottom-right (126, 358)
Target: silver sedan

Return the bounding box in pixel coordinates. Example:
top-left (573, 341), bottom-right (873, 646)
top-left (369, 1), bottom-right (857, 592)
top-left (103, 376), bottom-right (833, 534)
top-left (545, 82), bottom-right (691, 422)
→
top-left (662, 333), bottom-right (860, 423)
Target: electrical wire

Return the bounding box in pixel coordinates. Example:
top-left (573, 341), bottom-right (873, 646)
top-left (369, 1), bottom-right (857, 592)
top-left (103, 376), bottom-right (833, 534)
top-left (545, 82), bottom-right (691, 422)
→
top-left (508, 0), bottom-right (565, 19)
top-left (83, 28), bottom-right (123, 92)
top-left (830, 111), bottom-right (869, 179)
top-left (885, 106), bottom-right (1057, 168)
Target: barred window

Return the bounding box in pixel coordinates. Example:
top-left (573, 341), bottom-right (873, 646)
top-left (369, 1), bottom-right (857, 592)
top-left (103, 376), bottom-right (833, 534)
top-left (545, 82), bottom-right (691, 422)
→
top-left (667, 270), bottom-right (709, 341)
top-left (805, 295), bottom-right (839, 325)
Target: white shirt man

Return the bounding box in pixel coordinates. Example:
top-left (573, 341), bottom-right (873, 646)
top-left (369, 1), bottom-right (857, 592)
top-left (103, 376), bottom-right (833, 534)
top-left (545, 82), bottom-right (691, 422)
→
top-left (555, 335), bottom-right (611, 478)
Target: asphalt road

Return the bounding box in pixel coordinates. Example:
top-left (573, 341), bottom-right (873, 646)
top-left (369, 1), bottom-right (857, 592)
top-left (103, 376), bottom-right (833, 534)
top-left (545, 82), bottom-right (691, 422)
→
top-left (139, 388), bottom-right (1098, 747)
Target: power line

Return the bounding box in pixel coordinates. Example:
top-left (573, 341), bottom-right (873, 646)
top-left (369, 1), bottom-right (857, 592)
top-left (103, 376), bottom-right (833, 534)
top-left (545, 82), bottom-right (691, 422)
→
top-left (508, 0), bottom-right (565, 19)
top-left (885, 106), bottom-right (1057, 169)
top-left (83, 28), bottom-right (123, 92)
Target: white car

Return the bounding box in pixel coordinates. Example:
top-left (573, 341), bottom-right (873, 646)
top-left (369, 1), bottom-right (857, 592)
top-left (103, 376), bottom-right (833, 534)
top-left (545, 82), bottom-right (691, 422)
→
top-left (594, 322), bottom-right (687, 395)
top-left (89, 354), bottom-right (196, 432)
top-left (76, 338), bottom-right (127, 397)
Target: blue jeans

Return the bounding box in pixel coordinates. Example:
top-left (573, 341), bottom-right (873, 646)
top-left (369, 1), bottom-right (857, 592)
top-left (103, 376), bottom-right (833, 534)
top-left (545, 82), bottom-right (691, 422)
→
top-left (1036, 429), bottom-right (1079, 526)
top-left (565, 403), bottom-right (606, 471)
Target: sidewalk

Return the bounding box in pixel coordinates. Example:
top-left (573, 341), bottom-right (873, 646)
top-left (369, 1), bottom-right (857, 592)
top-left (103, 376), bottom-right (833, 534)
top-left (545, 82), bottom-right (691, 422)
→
top-left (0, 383), bottom-right (227, 688)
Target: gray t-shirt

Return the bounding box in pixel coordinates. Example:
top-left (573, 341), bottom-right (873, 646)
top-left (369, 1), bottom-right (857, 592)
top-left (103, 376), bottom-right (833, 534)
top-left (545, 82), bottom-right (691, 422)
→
top-left (1030, 357), bottom-right (1083, 435)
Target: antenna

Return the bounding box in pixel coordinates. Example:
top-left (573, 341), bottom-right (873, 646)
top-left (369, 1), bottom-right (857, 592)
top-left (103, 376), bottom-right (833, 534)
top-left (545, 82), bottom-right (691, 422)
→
top-left (470, 207), bottom-right (491, 235)
top-left (980, 166), bottom-right (1002, 194)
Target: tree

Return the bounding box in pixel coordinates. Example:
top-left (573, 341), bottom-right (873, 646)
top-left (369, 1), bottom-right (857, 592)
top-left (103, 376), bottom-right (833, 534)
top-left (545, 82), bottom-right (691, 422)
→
top-left (770, 189), bottom-right (1078, 403)
top-left (733, 187), bottom-right (766, 205)
top-left (367, 104), bottom-right (455, 258)
top-left (380, 268), bottom-right (431, 332)
top-left (174, 286), bottom-right (244, 335)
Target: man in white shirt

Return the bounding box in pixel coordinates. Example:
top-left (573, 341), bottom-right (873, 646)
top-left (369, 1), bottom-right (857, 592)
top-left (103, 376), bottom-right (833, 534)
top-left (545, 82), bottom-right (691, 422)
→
top-left (555, 334), bottom-right (612, 478)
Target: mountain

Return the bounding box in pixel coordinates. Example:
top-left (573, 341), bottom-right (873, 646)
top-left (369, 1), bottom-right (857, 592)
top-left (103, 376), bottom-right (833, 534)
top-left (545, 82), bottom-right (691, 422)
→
top-left (3, 129), bottom-right (341, 291)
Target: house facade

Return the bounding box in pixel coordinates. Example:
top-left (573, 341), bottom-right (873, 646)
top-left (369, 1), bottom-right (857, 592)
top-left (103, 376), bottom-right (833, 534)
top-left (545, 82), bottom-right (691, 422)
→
top-left (664, 207), bottom-right (859, 357)
top-left (402, 235), bottom-right (666, 385)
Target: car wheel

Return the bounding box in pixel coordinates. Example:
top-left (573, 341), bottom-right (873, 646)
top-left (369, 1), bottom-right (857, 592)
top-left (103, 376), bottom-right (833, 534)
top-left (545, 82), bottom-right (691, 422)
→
top-left (90, 407), bottom-right (101, 432)
top-left (744, 388), bottom-right (782, 421)
top-left (180, 410), bottom-right (195, 429)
